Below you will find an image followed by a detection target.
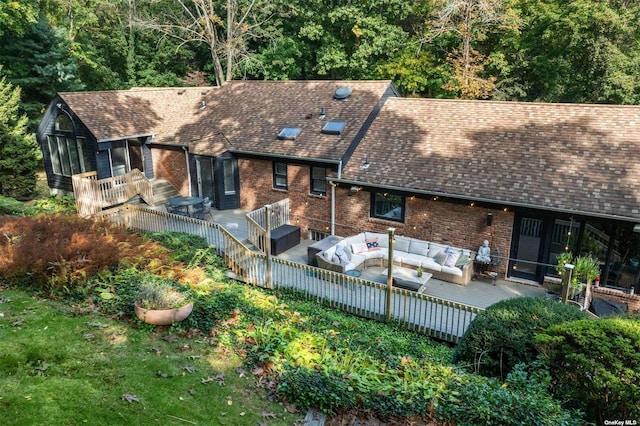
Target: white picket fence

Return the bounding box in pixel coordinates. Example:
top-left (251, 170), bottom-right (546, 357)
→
top-left (97, 204), bottom-right (481, 343)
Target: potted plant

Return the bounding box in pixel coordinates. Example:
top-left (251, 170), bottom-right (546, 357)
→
top-left (134, 278), bottom-right (193, 325)
top-left (416, 267), bottom-right (424, 278)
top-left (572, 254), bottom-right (600, 297)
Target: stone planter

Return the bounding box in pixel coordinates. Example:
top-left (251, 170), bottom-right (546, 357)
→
top-left (134, 302), bottom-right (194, 325)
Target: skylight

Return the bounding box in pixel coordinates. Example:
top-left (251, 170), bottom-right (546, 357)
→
top-left (321, 121), bottom-right (346, 135)
top-left (278, 127), bottom-right (302, 140)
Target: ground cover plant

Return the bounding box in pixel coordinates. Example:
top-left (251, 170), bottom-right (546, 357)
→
top-left (453, 296), bottom-right (588, 379)
top-left (536, 317), bottom-right (640, 424)
top-left (0, 214), bottom-right (586, 424)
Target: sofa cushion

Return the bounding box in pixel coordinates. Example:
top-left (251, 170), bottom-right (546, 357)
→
top-left (365, 232), bottom-right (388, 248)
top-left (335, 245), bottom-right (350, 265)
top-left (324, 245), bottom-right (337, 260)
top-left (397, 252), bottom-right (423, 267)
top-left (421, 257), bottom-right (443, 272)
top-left (361, 249), bottom-right (384, 261)
top-left (443, 247), bottom-right (462, 268)
top-left (345, 233), bottom-right (366, 247)
top-left (441, 265), bottom-right (463, 277)
top-left (456, 254), bottom-right (471, 267)
top-left (408, 240), bottom-right (430, 257)
top-left (428, 243), bottom-right (447, 258)
top-left (351, 242), bottom-right (368, 255)
top-left (434, 251), bottom-right (448, 265)
top-left (394, 236), bottom-right (411, 253)
top-left (366, 238), bottom-right (381, 251)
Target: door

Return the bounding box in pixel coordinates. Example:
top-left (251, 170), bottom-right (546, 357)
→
top-left (509, 216), bottom-right (545, 282)
top-left (196, 157), bottom-right (215, 203)
top-left (108, 140), bottom-right (144, 177)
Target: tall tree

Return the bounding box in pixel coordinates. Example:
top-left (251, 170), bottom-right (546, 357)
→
top-left (426, 0), bottom-right (520, 99)
top-left (0, 0), bottom-right (38, 36)
top-left (0, 69), bottom-right (38, 198)
top-left (136, 0), bottom-right (279, 86)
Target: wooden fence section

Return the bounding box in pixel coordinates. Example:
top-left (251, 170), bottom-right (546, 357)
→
top-left (97, 204), bottom-right (481, 343)
top-left (245, 198), bottom-right (290, 251)
top-left (72, 169), bottom-right (154, 217)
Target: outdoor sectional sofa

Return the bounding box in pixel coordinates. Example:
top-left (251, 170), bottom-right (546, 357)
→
top-left (316, 232), bottom-right (474, 286)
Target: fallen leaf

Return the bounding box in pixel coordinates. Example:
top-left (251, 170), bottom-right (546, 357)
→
top-left (12, 320), bottom-right (24, 327)
top-left (236, 368), bottom-right (247, 378)
top-left (155, 371), bottom-right (169, 378)
top-left (262, 411), bottom-right (278, 419)
top-left (86, 322), bottom-right (108, 328)
top-left (201, 373), bottom-right (225, 385)
top-left (180, 366), bottom-right (196, 373)
top-left (149, 347), bottom-right (163, 356)
top-left (164, 335), bottom-right (179, 343)
top-left (121, 394), bottom-right (140, 403)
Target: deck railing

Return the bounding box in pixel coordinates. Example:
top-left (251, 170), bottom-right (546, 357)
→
top-left (72, 169), bottom-right (154, 217)
top-left (245, 198), bottom-right (291, 251)
top-left (96, 204), bottom-right (481, 343)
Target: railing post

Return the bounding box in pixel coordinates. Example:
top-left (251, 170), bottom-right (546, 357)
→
top-left (123, 204), bottom-right (130, 230)
top-left (386, 227), bottom-right (395, 322)
top-left (561, 263), bottom-right (574, 303)
top-left (265, 204), bottom-right (272, 289)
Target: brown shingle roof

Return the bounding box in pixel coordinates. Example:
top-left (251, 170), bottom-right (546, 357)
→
top-left (60, 80), bottom-right (395, 161)
top-left (342, 97), bottom-right (640, 220)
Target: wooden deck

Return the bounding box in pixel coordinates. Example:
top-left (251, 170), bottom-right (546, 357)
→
top-left (197, 205), bottom-right (545, 309)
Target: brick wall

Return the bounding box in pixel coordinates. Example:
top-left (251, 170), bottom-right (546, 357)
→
top-left (237, 159), bottom-right (516, 275)
top-left (150, 147), bottom-right (189, 195)
top-left (239, 159), bottom-right (335, 237)
top-left (332, 186), bottom-right (514, 275)
top-left (593, 286), bottom-right (640, 313)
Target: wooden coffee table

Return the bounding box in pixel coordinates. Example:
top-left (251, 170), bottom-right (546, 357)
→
top-left (381, 266), bottom-right (432, 292)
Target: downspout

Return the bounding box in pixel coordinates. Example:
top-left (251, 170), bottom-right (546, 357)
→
top-left (331, 161), bottom-right (341, 235)
top-left (182, 146), bottom-right (191, 196)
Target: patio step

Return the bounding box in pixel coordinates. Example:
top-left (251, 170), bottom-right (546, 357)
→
top-left (151, 179), bottom-right (180, 206)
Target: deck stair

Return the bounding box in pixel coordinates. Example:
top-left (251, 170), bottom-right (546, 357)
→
top-left (126, 178), bottom-right (180, 207)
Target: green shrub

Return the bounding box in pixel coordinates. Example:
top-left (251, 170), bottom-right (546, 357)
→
top-left (436, 363), bottom-right (584, 426)
top-left (536, 317), bottom-right (640, 424)
top-left (453, 297), bottom-right (587, 378)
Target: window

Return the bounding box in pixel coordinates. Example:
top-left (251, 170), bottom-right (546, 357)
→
top-left (273, 162), bottom-right (288, 189)
top-left (277, 127), bottom-right (301, 140)
top-left (371, 192), bottom-right (405, 222)
top-left (223, 158), bottom-right (236, 195)
top-left (47, 135), bottom-right (89, 177)
top-left (310, 167), bottom-right (326, 195)
top-left (321, 121), bottom-right (346, 135)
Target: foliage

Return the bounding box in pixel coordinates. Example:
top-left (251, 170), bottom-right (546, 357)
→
top-left (135, 277), bottom-right (188, 310)
top-left (452, 297), bottom-right (587, 378)
top-left (555, 251), bottom-right (600, 293)
top-left (436, 362), bottom-right (583, 425)
top-left (536, 317), bottom-right (640, 424)
top-left (0, 214), bottom-right (171, 294)
top-left (0, 0), bottom-right (38, 37)
top-left (0, 70), bottom-right (38, 198)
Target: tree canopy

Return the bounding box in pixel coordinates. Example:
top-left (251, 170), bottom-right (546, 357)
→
top-left (1, 0), bottom-right (640, 127)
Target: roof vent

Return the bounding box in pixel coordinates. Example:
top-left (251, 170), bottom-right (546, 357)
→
top-left (321, 120), bottom-right (346, 135)
top-left (334, 87), bottom-right (352, 100)
top-left (278, 127), bottom-right (302, 140)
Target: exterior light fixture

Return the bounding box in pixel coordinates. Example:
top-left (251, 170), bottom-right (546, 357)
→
top-left (487, 212), bottom-right (493, 227)
top-left (199, 101), bottom-right (206, 110)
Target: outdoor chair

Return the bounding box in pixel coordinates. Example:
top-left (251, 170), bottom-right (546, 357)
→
top-left (202, 197), bottom-right (212, 219)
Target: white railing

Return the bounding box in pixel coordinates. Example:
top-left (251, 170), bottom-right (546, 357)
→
top-left (96, 204), bottom-right (482, 343)
top-left (245, 198), bottom-right (291, 250)
top-left (72, 169), bottom-right (154, 217)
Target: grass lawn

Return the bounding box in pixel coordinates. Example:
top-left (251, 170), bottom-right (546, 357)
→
top-left (0, 289), bottom-right (302, 425)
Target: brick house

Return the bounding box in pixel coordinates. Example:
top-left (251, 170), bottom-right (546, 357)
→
top-left (36, 81), bottom-right (640, 294)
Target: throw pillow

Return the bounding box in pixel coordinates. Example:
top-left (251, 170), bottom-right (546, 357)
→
top-left (365, 238), bottom-right (380, 251)
top-left (434, 251), bottom-right (447, 266)
top-left (335, 245), bottom-right (350, 265)
top-left (352, 242), bottom-right (368, 255)
top-left (444, 247), bottom-right (462, 268)
top-left (455, 254), bottom-right (471, 267)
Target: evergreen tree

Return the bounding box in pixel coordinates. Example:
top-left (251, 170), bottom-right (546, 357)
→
top-left (0, 70), bottom-right (38, 199)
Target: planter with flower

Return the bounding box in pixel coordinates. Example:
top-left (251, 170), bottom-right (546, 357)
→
top-left (555, 252), bottom-right (600, 299)
top-left (134, 277), bottom-right (193, 325)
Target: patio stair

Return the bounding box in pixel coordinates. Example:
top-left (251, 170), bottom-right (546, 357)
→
top-left (150, 179), bottom-right (180, 206)
top-left (126, 179), bottom-right (180, 207)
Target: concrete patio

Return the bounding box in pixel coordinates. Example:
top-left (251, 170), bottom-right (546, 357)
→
top-left (202, 207), bottom-right (546, 310)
